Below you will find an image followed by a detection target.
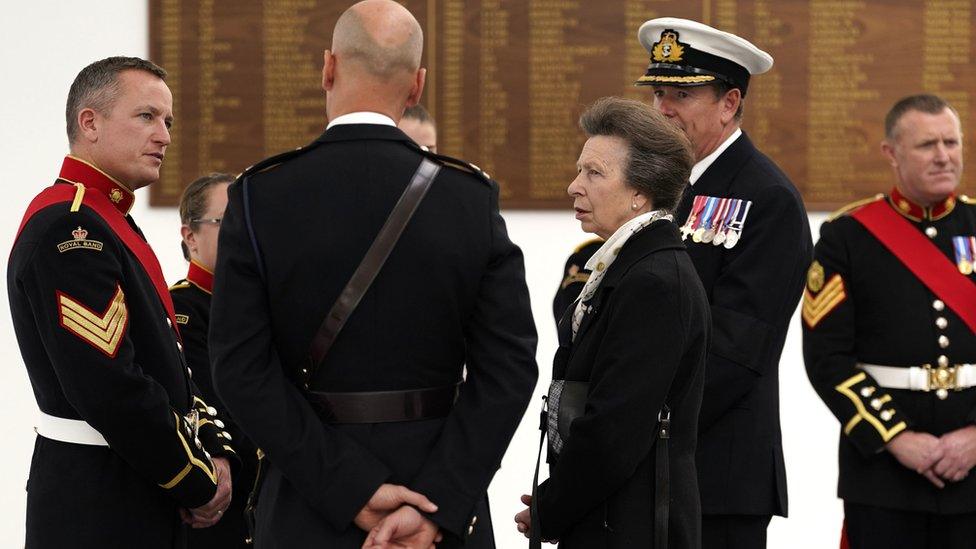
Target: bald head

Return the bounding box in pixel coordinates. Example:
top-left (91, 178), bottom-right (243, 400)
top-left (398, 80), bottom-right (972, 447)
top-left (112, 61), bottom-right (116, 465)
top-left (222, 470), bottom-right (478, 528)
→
top-left (333, 0), bottom-right (423, 79)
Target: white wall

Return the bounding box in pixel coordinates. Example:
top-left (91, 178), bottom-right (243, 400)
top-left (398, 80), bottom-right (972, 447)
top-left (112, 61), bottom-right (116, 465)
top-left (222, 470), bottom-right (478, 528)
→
top-left (1, 3), bottom-right (842, 547)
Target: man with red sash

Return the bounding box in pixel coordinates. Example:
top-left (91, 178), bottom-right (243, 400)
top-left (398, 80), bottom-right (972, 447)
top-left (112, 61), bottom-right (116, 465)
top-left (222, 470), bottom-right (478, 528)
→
top-left (7, 57), bottom-right (235, 548)
top-left (803, 94), bottom-right (976, 549)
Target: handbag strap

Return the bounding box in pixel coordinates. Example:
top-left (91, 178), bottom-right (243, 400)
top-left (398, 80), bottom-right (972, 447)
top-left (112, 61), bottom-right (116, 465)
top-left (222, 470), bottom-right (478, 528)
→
top-left (529, 400), bottom-right (671, 549)
top-left (655, 405), bottom-right (671, 549)
top-left (302, 158), bottom-right (441, 389)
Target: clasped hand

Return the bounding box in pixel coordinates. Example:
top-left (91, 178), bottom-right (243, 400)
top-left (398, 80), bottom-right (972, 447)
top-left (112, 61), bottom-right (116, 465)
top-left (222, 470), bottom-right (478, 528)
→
top-left (181, 457), bottom-right (233, 528)
top-left (887, 425), bottom-right (976, 487)
top-left (356, 483), bottom-right (442, 549)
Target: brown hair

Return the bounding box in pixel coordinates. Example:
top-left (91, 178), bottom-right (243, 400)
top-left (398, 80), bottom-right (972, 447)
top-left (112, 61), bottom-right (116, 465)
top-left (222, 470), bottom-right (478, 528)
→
top-left (885, 94), bottom-right (959, 140)
top-left (66, 56), bottom-right (167, 143)
top-left (178, 173), bottom-right (235, 260)
top-left (579, 96), bottom-right (694, 212)
top-left (402, 104), bottom-right (433, 123)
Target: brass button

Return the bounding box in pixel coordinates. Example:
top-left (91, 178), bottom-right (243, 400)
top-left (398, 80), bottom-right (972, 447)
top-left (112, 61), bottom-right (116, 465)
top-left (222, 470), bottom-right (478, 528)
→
top-left (939, 335), bottom-right (950, 349)
top-left (207, 406), bottom-right (218, 416)
top-left (925, 226), bottom-right (937, 238)
top-left (222, 432), bottom-right (232, 441)
top-left (214, 420), bottom-right (225, 428)
top-left (938, 355), bottom-right (949, 367)
top-left (880, 410), bottom-right (894, 421)
top-left (596, 262), bottom-right (606, 272)
top-left (936, 317), bottom-right (948, 330)
top-left (870, 398), bottom-right (882, 410)
top-left (860, 386), bottom-right (876, 398)
top-left (933, 300), bottom-right (945, 311)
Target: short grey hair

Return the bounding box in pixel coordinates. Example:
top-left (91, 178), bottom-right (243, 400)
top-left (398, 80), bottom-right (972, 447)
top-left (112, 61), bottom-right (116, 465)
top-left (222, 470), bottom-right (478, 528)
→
top-left (66, 56), bottom-right (167, 143)
top-left (885, 94), bottom-right (959, 140)
top-left (579, 96), bottom-right (694, 212)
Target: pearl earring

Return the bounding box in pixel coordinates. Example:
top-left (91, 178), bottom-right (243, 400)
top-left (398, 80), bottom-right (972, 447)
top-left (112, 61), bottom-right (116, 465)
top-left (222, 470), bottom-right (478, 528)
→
top-left (632, 202), bottom-right (638, 210)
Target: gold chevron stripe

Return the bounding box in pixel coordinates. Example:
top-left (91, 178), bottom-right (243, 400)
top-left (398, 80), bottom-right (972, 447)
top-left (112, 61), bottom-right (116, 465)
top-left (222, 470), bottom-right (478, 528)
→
top-left (58, 286), bottom-right (128, 357)
top-left (843, 414), bottom-right (862, 434)
top-left (835, 373), bottom-right (907, 442)
top-left (802, 275), bottom-right (846, 328)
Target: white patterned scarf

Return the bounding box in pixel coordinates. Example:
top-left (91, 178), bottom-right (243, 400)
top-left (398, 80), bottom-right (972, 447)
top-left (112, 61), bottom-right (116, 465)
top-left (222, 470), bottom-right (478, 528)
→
top-left (571, 210), bottom-right (673, 339)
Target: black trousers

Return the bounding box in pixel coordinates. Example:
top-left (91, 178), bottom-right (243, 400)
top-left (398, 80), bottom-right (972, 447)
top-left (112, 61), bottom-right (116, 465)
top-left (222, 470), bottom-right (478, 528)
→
top-left (702, 515), bottom-right (772, 549)
top-left (844, 501), bottom-right (976, 549)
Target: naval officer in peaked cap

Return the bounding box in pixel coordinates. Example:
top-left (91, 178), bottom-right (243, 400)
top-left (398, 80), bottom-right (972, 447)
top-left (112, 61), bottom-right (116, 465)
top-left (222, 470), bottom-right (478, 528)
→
top-left (635, 17), bottom-right (813, 549)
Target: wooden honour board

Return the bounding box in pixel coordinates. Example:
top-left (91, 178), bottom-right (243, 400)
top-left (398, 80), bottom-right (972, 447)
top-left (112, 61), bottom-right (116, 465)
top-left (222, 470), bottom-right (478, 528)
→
top-left (149, 0), bottom-right (976, 210)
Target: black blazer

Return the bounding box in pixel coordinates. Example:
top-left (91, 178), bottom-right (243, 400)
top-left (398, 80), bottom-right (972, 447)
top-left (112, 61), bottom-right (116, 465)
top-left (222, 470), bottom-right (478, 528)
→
top-left (675, 132), bottom-right (812, 517)
top-left (209, 124), bottom-right (538, 548)
top-left (537, 220), bottom-right (710, 548)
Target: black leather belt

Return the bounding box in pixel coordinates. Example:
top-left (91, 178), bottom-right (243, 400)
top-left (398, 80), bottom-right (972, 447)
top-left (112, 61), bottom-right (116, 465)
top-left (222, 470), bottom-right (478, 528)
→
top-left (308, 382), bottom-right (461, 424)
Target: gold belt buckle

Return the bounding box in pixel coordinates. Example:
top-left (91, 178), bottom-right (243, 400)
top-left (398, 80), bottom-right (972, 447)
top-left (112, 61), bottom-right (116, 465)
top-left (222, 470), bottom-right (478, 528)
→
top-left (923, 363), bottom-right (957, 400)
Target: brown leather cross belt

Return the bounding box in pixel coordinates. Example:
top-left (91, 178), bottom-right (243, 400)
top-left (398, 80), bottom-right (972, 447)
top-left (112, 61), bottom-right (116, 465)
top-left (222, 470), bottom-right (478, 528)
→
top-left (308, 382), bottom-right (461, 424)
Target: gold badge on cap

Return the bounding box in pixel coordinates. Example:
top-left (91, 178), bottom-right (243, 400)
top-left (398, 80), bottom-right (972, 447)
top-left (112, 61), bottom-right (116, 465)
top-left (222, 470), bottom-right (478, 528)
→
top-left (652, 30), bottom-right (685, 63)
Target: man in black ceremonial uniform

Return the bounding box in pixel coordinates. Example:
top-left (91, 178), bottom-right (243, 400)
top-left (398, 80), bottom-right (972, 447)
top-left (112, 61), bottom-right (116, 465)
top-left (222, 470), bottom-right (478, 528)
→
top-left (7, 57), bottom-right (235, 548)
top-left (209, 2), bottom-right (538, 548)
top-left (635, 18), bottom-right (813, 548)
top-left (172, 172), bottom-right (257, 548)
top-left (804, 94), bottom-right (976, 549)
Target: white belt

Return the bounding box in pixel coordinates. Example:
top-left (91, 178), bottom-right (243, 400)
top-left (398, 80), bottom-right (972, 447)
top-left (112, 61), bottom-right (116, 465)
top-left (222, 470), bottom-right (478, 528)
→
top-left (34, 412), bottom-right (109, 446)
top-left (858, 363), bottom-right (976, 398)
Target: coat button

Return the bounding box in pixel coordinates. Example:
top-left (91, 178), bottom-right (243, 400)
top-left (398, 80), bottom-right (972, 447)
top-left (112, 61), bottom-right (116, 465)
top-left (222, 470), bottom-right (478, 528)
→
top-left (207, 406), bottom-right (217, 416)
top-left (933, 300), bottom-right (945, 311)
top-left (214, 420), bottom-right (225, 428)
top-left (222, 431), bottom-right (232, 441)
top-left (925, 226), bottom-right (937, 238)
top-left (936, 317), bottom-right (948, 330)
top-left (938, 355), bottom-right (949, 367)
top-left (870, 398), bottom-right (882, 410)
top-left (860, 386), bottom-right (876, 397)
top-left (939, 335), bottom-right (950, 349)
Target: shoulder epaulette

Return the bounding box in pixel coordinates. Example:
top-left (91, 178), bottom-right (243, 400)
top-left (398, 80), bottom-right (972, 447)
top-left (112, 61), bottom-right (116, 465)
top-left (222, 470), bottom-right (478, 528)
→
top-left (573, 238), bottom-right (603, 254)
top-left (404, 141), bottom-right (492, 184)
top-left (237, 142), bottom-right (323, 181)
top-left (960, 194), bottom-right (975, 205)
top-left (168, 281), bottom-right (191, 291)
top-left (827, 194), bottom-right (885, 222)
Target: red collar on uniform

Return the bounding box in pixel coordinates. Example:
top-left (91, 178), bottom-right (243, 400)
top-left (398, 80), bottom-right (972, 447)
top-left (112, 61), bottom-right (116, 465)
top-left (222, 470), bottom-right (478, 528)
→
top-left (57, 156), bottom-right (135, 216)
top-left (888, 186), bottom-right (956, 222)
top-left (186, 260), bottom-right (214, 294)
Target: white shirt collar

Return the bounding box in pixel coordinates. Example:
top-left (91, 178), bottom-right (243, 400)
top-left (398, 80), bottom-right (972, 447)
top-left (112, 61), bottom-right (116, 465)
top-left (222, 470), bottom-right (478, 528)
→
top-left (689, 128), bottom-right (742, 185)
top-left (326, 111), bottom-right (397, 129)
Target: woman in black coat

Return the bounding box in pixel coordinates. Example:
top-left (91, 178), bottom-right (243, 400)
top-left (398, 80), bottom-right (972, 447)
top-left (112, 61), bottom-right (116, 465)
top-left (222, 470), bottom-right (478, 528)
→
top-left (171, 173), bottom-right (258, 548)
top-left (517, 97), bottom-right (710, 548)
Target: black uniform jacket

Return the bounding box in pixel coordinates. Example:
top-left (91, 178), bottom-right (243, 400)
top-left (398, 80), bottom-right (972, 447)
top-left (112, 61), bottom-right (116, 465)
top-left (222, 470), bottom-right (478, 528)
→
top-left (537, 220), bottom-right (710, 548)
top-left (8, 156), bottom-right (236, 548)
top-left (674, 132), bottom-right (812, 517)
top-left (803, 189), bottom-right (976, 513)
top-left (552, 238), bottom-right (602, 324)
top-left (171, 260), bottom-right (257, 548)
top-left (209, 123), bottom-right (538, 548)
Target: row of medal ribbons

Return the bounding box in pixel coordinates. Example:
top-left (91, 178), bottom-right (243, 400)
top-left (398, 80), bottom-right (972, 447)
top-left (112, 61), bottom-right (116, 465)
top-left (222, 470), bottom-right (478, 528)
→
top-left (953, 236), bottom-right (976, 275)
top-left (679, 195), bottom-right (753, 249)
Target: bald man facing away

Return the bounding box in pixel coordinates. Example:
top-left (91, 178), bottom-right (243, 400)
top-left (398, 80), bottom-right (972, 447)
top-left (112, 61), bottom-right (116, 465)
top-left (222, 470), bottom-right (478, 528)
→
top-left (209, 1), bottom-right (538, 548)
